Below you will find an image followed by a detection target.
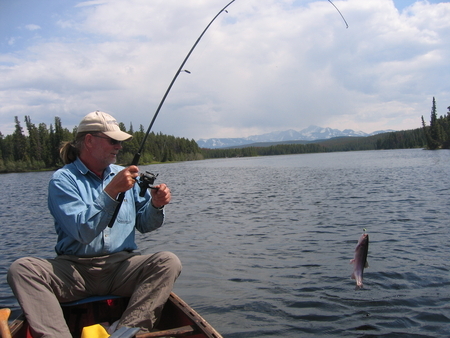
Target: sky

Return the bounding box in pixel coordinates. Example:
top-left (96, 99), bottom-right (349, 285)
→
top-left (1, 0), bottom-right (449, 140)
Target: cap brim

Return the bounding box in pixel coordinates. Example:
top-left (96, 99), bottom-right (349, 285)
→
top-left (103, 130), bottom-right (133, 141)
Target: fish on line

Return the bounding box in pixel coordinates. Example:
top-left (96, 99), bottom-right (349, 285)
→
top-left (350, 231), bottom-right (369, 290)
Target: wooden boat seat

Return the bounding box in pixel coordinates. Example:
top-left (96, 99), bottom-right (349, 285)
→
top-left (135, 325), bottom-right (196, 338)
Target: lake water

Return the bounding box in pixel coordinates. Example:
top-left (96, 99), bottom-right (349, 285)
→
top-left (1, 149), bottom-right (449, 337)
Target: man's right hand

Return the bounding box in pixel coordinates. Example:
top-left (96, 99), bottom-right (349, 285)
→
top-left (104, 166), bottom-right (139, 200)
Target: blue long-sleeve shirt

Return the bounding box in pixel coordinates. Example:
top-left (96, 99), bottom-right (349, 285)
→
top-left (48, 158), bottom-right (165, 257)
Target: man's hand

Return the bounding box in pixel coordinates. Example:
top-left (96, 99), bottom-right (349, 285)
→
top-left (150, 184), bottom-right (171, 208)
top-left (104, 166), bottom-right (139, 200)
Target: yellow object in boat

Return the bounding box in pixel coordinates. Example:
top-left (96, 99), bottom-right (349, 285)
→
top-left (81, 324), bottom-right (110, 338)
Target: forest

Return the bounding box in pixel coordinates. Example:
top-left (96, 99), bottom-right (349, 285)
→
top-left (0, 97), bottom-right (448, 173)
top-left (0, 116), bottom-right (203, 173)
top-left (201, 128), bottom-right (427, 159)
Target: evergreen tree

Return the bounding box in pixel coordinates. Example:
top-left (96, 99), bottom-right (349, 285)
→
top-left (25, 116), bottom-right (43, 165)
top-left (0, 132), bottom-right (4, 171)
top-left (0, 131), bottom-right (3, 159)
top-left (49, 116), bottom-right (72, 166)
top-left (429, 97), bottom-right (443, 148)
top-left (38, 123), bottom-right (52, 167)
top-left (12, 116), bottom-right (28, 162)
top-left (422, 97), bottom-right (450, 149)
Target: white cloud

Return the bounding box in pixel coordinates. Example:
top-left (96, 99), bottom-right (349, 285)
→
top-left (0, 0), bottom-right (449, 139)
top-left (24, 24), bottom-right (41, 31)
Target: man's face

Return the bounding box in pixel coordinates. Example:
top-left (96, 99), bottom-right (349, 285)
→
top-left (89, 133), bottom-right (123, 167)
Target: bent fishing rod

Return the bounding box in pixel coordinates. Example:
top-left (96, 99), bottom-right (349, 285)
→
top-left (108, 0), bottom-right (236, 227)
top-left (328, 0), bottom-right (348, 28)
top-left (108, 0), bottom-right (348, 227)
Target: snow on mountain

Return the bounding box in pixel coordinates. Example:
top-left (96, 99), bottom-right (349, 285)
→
top-left (197, 125), bottom-right (394, 149)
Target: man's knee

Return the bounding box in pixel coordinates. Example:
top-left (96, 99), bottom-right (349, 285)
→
top-left (152, 251), bottom-right (182, 276)
top-left (7, 257), bottom-right (37, 284)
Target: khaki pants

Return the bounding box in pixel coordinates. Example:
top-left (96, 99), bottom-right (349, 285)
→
top-left (7, 251), bottom-right (182, 338)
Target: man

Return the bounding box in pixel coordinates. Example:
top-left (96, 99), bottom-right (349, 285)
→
top-left (7, 111), bottom-right (182, 337)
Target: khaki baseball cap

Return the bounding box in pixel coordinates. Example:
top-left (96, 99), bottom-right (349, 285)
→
top-left (77, 111), bottom-right (132, 141)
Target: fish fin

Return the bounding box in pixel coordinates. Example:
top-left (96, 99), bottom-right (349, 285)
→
top-left (355, 284), bottom-right (363, 291)
top-left (351, 272), bottom-right (355, 280)
top-left (350, 259), bottom-right (355, 264)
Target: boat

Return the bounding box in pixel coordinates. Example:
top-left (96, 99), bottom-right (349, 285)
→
top-left (1, 292), bottom-right (222, 338)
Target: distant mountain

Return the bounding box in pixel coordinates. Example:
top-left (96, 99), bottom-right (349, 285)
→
top-left (197, 125), bottom-right (395, 149)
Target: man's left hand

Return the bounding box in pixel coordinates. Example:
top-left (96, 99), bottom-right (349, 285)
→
top-left (150, 184), bottom-right (171, 208)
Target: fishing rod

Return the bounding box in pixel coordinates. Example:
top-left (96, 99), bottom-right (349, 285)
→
top-left (328, 0), bottom-right (348, 28)
top-left (108, 0), bottom-right (348, 227)
top-left (108, 0), bottom-right (236, 227)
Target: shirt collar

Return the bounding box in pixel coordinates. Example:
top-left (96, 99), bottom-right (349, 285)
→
top-left (73, 157), bottom-right (89, 175)
top-left (73, 157), bottom-right (113, 180)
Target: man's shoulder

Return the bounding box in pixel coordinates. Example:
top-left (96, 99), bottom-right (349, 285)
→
top-left (50, 163), bottom-right (77, 183)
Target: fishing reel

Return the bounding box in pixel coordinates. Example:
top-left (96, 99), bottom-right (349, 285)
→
top-left (138, 171), bottom-right (158, 197)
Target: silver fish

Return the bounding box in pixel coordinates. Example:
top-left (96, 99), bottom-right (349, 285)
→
top-left (350, 232), bottom-right (369, 290)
